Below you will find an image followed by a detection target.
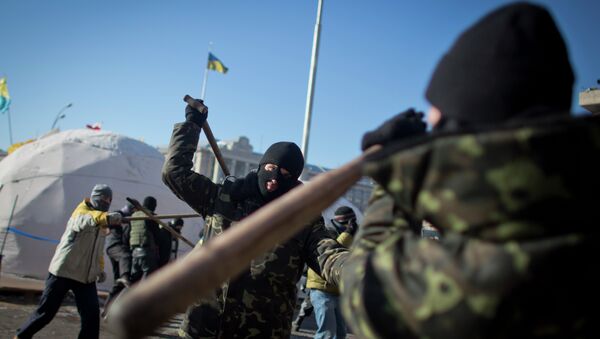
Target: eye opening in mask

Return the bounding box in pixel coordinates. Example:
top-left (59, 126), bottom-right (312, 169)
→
top-left (263, 163), bottom-right (292, 179)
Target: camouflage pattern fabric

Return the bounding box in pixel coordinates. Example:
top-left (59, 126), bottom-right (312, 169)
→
top-left (162, 121), bottom-right (348, 339)
top-left (340, 115), bottom-right (600, 338)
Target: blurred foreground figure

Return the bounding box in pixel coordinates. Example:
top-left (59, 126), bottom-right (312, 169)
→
top-left (162, 99), bottom-right (348, 338)
top-left (341, 3), bottom-right (598, 338)
top-left (15, 185), bottom-right (122, 339)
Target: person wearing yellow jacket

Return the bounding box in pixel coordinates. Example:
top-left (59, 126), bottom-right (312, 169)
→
top-left (305, 206), bottom-right (357, 339)
top-left (15, 184), bottom-right (122, 339)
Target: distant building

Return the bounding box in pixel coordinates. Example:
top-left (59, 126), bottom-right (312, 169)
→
top-left (579, 86), bottom-right (600, 114)
top-left (158, 136), bottom-right (374, 212)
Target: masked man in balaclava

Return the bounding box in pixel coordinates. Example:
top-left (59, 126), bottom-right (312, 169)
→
top-left (162, 103), bottom-right (348, 338)
top-left (339, 3), bottom-right (598, 338)
top-left (15, 184), bottom-right (122, 339)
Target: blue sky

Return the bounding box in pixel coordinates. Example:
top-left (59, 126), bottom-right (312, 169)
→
top-left (1, 0), bottom-right (599, 168)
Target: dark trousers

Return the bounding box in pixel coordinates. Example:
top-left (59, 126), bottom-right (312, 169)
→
top-left (16, 273), bottom-right (99, 339)
top-left (107, 245), bottom-right (131, 281)
top-left (130, 246), bottom-right (158, 282)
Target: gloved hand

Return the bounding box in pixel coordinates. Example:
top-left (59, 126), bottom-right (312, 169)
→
top-left (361, 109), bottom-right (427, 151)
top-left (345, 218), bottom-right (358, 236)
top-left (185, 99), bottom-right (209, 127)
top-left (107, 212), bottom-right (122, 225)
top-left (97, 271), bottom-right (106, 283)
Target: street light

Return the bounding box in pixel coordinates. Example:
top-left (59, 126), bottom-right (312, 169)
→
top-left (51, 103), bottom-right (73, 130)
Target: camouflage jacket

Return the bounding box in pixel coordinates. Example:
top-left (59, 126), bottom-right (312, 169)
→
top-left (341, 115), bottom-right (600, 338)
top-left (162, 121), bottom-right (348, 339)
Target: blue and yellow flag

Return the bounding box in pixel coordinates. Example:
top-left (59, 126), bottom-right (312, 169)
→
top-left (207, 53), bottom-right (228, 74)
top-left (0, 77), bottom-right (10, 114)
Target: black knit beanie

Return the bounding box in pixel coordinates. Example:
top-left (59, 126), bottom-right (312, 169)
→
top-left (425, 2), bottom-right (574, 124)
top-left (143, 196), bottom-right (157, 212)
top-left (259, 142), bottom-right (304, 179)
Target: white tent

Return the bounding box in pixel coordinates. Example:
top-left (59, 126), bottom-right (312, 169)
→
top-left (0, 129), bottom-right (201, 290)
top-left (0, 129), bottom-right (362, 290)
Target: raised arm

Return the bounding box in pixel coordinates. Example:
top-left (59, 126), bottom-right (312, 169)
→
top-left (161, 100), bottom-right (219, 216)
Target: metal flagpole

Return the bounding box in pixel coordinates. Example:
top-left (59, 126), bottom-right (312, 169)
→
top-left (301, 0), bottom-right (324, 167)
top-left (200, 42), bottom-right (213, 101)
top-left (200, 65), bottom-right (209, 101)
top-left (7, 107), bottom-right (13, 145)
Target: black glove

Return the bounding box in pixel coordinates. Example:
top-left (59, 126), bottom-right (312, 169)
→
top-left (185, 99), bottom-right (209, 127)
top-left (345, 218), bottom-right (358, 236)
top-left (361, 109), bottom-right (427, 151)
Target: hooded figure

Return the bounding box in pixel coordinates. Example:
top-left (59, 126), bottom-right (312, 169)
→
top-left (343, 3), bottom-right (598, 339)
top-left (162, 101), bottom-right (349, 338)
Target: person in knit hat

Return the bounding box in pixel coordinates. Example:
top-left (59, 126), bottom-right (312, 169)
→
top-left (297, 206), bottom-right (357, 338)
top-left (15, 184), bottom-right (123, 339)
top-left (129, 196), bottom-right (161, 282)
top-left (341, 3), bottom-right (597, 338)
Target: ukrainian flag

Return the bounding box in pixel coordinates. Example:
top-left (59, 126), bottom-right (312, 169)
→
top-left (0, 77), bottom-right (10, 114)
top-left (207, 53), bottom-right (228, 74)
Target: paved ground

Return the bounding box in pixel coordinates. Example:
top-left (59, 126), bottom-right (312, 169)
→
top-left (0, 274), bottom-right (324, 338)
top-left (0, 292), bottom-right (321, 338)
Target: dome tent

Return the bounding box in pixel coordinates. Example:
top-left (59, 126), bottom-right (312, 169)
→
top-left (0, 129), bottom-right (201, 290)
top-left (0, 128), bottom-right (363, 291)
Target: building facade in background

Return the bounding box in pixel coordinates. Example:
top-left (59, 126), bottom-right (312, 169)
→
top-left (579, 84), bottom-right (600, 114)
top-left (159, 136), bottom-right (373, 211)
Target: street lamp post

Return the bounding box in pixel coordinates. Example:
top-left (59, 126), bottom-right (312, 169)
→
top-left (51, 103), bottom-right (73, 130)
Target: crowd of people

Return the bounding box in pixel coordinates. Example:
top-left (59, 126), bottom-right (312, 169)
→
top-left (14, 188), bottom-right (185, 339)
top-left (12, 2), bottom-right (597, 338)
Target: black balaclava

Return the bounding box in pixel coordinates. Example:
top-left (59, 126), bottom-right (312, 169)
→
top-left (257, 142), bottom-right (304, 201)
top-left (331, 206), bottom-right (356, 233)
top-left (90, 184), bottom-right (112, 212)
top-left (426, 2), bottom-right (574, 126)
top-left (143, 196), bottom-right (157, 212)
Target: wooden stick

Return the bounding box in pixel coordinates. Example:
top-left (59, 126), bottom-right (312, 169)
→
top-left (183, 95), bottom-right (230, 176)
top-left (108, 148), bottom-right (378, 339)
top-left (123, 213), bottom-right (200, 222)
top-left (126, 198), bottom-right (195, 248)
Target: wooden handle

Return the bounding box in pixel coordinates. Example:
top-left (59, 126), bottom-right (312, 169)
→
top-left (183, 95), bottom-right (230, 176)
top-left (108, 148), bottom-right (378, 339)
top-left (126, 198), bottom-right (195, 248)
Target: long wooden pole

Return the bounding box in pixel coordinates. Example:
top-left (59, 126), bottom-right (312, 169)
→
top-left (123, 213), bottom-right (200, 222)
top-left (183, 95), bottom-right (230, 176)
top-left (126, 198), bottom-right (195, 248)
top-left (108, 148), bottom-right (378, 338)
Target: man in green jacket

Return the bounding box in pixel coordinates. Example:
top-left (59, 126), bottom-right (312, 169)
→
top-left (340, 3), bottom-right (598, 338)
top-left (15, 184), bottom-right (122, 339)
top-left (129, 196), bottom-right (160, 281)
top-left (162, 102), bottom-right (348, 338)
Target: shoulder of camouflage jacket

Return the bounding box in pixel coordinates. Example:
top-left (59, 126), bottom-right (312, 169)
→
top-left (364, 115), bottom-right (600, 241)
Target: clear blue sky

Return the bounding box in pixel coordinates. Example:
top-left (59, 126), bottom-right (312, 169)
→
top-left (1, 0), bottom-right (599, 168)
